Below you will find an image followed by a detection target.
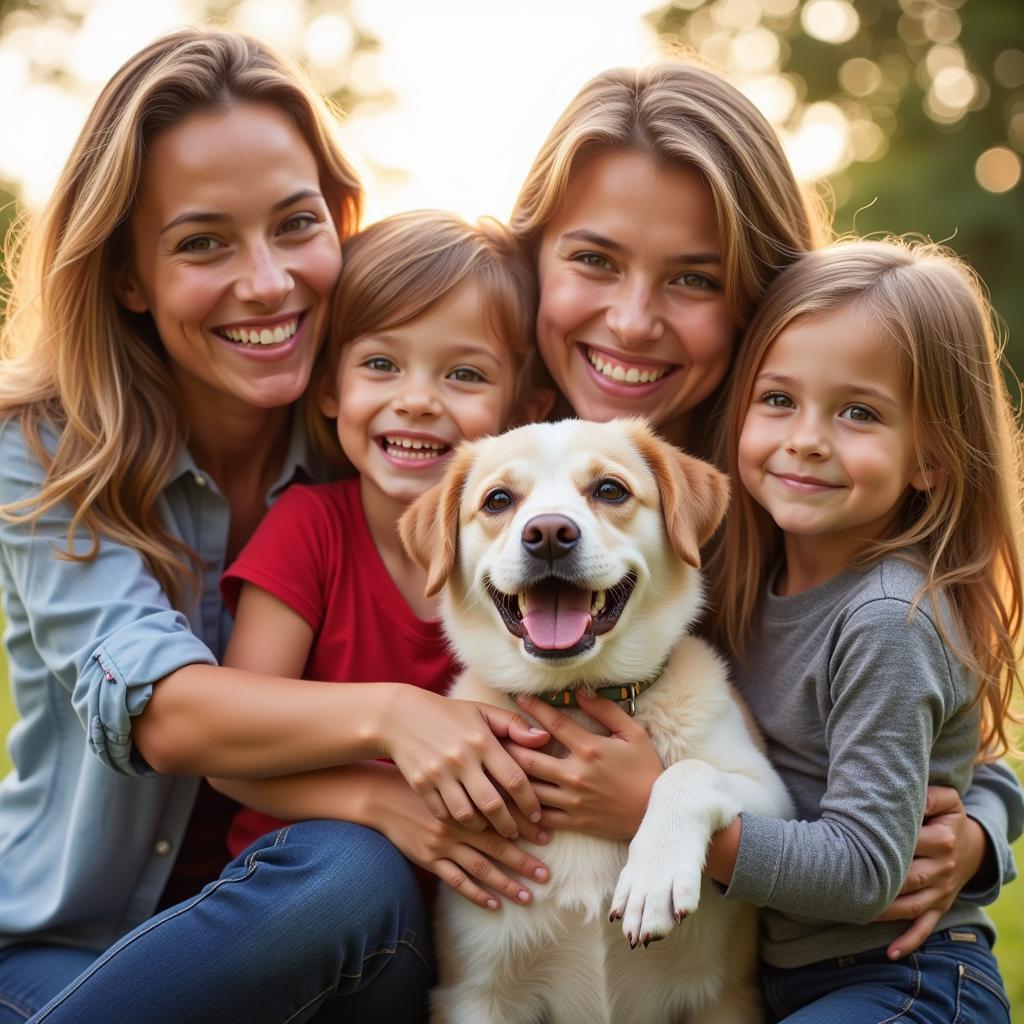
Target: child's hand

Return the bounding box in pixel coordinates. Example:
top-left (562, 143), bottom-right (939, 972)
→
top-left (873, 785), bottom-right (985, 959)
top-left (380, 686), bottom-right (549, 838)
top-left (502, 693), bottom-right (664, 841)
top-left (371, 771), bottom-right (551, 910)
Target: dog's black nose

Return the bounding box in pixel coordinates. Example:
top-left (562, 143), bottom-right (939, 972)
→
top-left (521, 514), bottom-right (580, 562)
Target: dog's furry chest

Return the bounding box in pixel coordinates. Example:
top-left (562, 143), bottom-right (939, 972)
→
top-left (449, 635), bottom-right (733, 915)
top-left (524, 831), bottom-right (628, 916)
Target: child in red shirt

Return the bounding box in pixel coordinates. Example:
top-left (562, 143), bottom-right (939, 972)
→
top-left (219, 210), bottom-right (553, 909)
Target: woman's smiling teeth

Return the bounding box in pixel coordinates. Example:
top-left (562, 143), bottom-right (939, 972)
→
top-left (585, 346), bottom-right (671, 384)
top-left (219, 317), bottom-right (300, 346)
top-left (381, 435), bottom-right (450, 460)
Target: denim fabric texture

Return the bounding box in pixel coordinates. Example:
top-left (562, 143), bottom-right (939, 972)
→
top-left (0, 821), bottom-right (432, 1024)
top-left (761, 928), bottom-right (1011, 1023)
top-left (0, 946), bottom-right (96, 1023)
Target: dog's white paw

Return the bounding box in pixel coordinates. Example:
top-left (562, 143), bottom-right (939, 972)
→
top-left (608, 845), bottom-right (703, 948)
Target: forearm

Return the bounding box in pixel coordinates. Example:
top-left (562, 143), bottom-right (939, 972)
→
top-left (958, 816), bottom-right (989, 889)
top-left (135, 664), bottom-right (399, 777)
top-left (959, 761), bottom-right (1023, 901)
top-left (209, 760), bottom-right (401, 826)
top-left (724, 812), bottom-right (914, 922)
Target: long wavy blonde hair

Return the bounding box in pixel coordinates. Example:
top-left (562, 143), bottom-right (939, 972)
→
top-left (0, 29), bottom-right (362, 608)
top-left (711, 239), bottom-right (1024, 759)
top-left (510, 60), bottom-right (829, 384)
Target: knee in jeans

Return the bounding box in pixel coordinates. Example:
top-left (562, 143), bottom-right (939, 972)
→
top-left (284, 821), bottom-right (420, 925)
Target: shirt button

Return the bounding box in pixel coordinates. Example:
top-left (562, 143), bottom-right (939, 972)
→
top-left (154, 839), bottom-right (173, 856)
top-left (193, 473), bottom-right (207, 487)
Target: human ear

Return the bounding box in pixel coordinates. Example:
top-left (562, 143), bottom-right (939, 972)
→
top-left (509, 386), bottom-right (558, 428)
top-left (317, 369), bottom-right (340, 418)
top-left (910, 464), bottom-right (942, 492)
top-left (910, 443), bottom-right (943, 492)
top-left (113, 266), bottom-right (149, 314)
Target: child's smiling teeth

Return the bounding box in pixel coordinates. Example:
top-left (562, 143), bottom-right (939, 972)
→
top-left (219, 317), bottom-right (299, 346)
top-left (381, 435), bottom-right (450, 460)
top-left (586, 347), bottom-right (670, 384)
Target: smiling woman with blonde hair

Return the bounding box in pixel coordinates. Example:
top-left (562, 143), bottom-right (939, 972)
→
top-left (0, 28), bottom-right (548, 1024)
top-left (501, 58), bottom-right (1023, 972)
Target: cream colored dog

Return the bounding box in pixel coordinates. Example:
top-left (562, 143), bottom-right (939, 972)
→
top-left (400, 419), bottom-right (792, 1024)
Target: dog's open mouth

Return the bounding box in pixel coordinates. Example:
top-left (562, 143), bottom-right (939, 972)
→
top-left (487, 573), bottom-right (637, 659)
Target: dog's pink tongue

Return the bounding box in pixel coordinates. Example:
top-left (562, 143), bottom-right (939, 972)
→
top-left (521, 584), bottom-right (592, 650)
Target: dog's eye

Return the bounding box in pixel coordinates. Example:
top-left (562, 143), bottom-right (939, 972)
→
top-left (483, 489), bottom-right (514, 513)
top-left (593, 479), bottom-right (629, 504)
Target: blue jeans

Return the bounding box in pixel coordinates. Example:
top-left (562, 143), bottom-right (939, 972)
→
top-left (762, 928), bottom-right (1011, 1023)
top-left (0, 821), bottom-right (432, 1024)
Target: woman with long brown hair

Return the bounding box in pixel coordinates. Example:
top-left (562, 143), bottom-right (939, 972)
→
top-left (503, 60), bottom-right (1022, 966)
top-left (0, 29), bottom-right (549, 1023)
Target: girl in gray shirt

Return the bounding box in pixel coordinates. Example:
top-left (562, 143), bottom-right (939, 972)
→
top-left (705, 238), bottom-right (1022, 1021)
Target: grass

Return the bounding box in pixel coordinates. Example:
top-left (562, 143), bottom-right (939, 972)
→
top-left (989, 829), bottom-right (1024, 1014)
top-left (0, 624), bottom-right (1020, 1014)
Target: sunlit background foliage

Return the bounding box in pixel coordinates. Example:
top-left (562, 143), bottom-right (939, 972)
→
top-left (653, 0), bottom-right (1024, 378)
top-left (1, 0), bottom-right (1023, 1013)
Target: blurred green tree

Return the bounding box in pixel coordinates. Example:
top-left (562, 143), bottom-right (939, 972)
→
top-left (653, 0), bottom-right (1024, 377)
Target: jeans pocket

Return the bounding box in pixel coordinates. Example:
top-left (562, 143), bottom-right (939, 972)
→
top-left (954, 963), bottom-right (1011, 1023)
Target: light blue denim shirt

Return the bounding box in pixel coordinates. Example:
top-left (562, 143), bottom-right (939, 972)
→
top-left (0, 414), bottom-right (319, 951)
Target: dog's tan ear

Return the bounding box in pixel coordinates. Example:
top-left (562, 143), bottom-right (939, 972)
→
top-left (627, 422), bottom-right (730, 569)
top-left (398, 444), bottom-right (475, 598)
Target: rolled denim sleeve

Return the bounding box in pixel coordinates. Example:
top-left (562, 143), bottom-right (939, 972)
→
top-left (959, 761), bottom-right (1023, 904)
top-left (0, 421), bottom-right (216, 776)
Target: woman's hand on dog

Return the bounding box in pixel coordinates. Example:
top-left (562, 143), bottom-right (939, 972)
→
top-left (373, 770), bottom-right (551, 910)
top-left (380, 686), bottom-right (550, 838)
top-left (504, 693), bottom-right (665, 840)
top-left (873, 785), bottom-right (987, 959)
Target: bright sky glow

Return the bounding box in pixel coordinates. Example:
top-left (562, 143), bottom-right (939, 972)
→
top-left (347, 0), bottom-right (661, 222)
top-left (2, 0), bottom-right (888, 219)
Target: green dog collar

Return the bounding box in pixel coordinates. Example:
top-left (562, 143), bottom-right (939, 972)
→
top-left (537, 679), bottom-right (653, 716)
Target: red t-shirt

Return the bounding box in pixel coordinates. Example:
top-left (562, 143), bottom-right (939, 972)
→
top-left (221, 478), bottom-right (458, 856)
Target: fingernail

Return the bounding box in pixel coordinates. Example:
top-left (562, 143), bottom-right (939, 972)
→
top-left (533, 867), bottom-right (547, 881)
top-left (517, 889), bottom-right (530, 904)
top-left (528, 726), bottom-right (546, 734)
top-left (486, 898), bottom-right (499, 910)
top-left (509, 831), bottom-right (519, 840)
top-left (530, 811), bottom-right (542, 823)
top-left (536, 829), bottom-right (550, 843)
top-left (516, 695), bottom-right (531, 707)
top-left (891, 949), bottom-right (901, 960)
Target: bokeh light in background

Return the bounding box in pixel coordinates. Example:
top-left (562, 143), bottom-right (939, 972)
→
top-left (3, 0), bottom-right (1019, 213)
top-left (1, 0), bottom-right (1022, 358)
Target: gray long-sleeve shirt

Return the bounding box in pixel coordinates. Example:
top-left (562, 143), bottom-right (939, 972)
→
top-left (726, 557), bottom-right (1008, 968)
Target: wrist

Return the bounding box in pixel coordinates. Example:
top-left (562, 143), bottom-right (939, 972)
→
top-left (364, 682), bottom-right (408, 759)
top-left (704, 816), bottom-right (742, 887)
top-left (345, 761), bottom-right (404, 828)
top-left (962, 816), bottom-right (992, 889)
